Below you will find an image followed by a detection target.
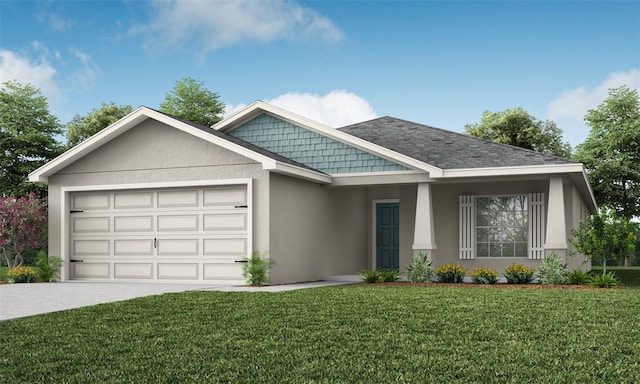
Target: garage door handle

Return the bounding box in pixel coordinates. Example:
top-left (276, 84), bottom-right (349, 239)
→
top-left (234, 260), bottom-right (248, 263)
top-left (70, 259), bottom-right (84, 263)
top-left (235, 205), bottom-right (248, 208)
top-left (70, 210), bottom-right (84, 213)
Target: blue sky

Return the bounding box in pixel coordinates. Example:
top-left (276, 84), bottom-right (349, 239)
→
top-left (1, 0), bottom-right (638, 147)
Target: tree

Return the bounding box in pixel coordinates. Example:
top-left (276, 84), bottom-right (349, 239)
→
top-left (159, 77), bottom-right (225, 127)
top-left (67, 102), bottom-right (133, 146)
top-left (0, 193), bottom-right (48, 268)
top-left (573, 86), bottom-right (640, 220)
top-left (464, 107), bottom-right (572, 158)
top-left (0, 81), bottom-right (64, 196)
top-left (570, 206), bottom-right (637, 272)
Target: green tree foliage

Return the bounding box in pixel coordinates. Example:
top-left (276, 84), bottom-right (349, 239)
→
top-left (573, 86), bottom-right (640, 220)
top-left (570, 206), bottom-right (637, 272)
top-left (159, 77), bottom-right (225, 127)
top-left (0, 81), bottom-right (64, 196)
top-left (67, 102), bottom-right (133, 146)
top-left (464, 107), bottom-right (572, 158)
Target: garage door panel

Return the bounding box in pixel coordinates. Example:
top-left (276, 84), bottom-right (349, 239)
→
top-left (73, 240), bottom-right (110, 255)
top-left (158, 190), bottom-right (198, 208)
top-left (203, 213), bottom-right (246, 231)
top-left (158, 263), bottom-right (199, 280)
top-left (114, 192), bottom-right (153, 209)
top-left (157, 239), bottom-right (199, 255)
top-left (204, 187), bottom-right (246, 206)
top-left (158, 215), bottom-right (199, 231)
top-left (114, 216), bottom-right (153, 232)
top-left (114, 239), bottom-right (154, 255)
top-left (72, 194), bottom-right (110, 211)
top-left (114, 263), bottom-right (153, 279)
top-left (73, 263), bottom-right (110, 278)
top-left (204, 263), bottom-right (243, 280)
top-left (204, 238), bottom-right (247, 255)
top-left (73, 217), bottom-right (110, 233)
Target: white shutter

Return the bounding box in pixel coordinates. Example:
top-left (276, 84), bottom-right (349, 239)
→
top-left (459, 195), bottom-right (475, 259)
top-left (528, 193), bottom-right (545, 260)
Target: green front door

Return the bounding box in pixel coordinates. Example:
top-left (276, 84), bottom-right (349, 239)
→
top-left (376, 202), bottom-right (399, 269)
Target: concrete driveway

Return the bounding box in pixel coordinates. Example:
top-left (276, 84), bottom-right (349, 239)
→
top-left (0, 279), bottom-right (357, 321)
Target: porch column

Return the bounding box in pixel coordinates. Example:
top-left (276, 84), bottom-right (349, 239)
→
top-left (544, 177), bottom-right (567, 257)
top-left (413, 183), bottom-right (437, 255)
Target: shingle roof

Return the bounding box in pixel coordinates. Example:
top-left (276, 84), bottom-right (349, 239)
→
top-left (339, 116), bottom-right (576, 170)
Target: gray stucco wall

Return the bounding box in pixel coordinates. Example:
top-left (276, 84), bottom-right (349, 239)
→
top-left (268, 173), bottom-right (369, 284)
top-left (46, 119), bottom-right (271, 279)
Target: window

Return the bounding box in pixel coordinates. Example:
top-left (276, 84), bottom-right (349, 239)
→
top-left (475, 195), bottom-right (528, 258)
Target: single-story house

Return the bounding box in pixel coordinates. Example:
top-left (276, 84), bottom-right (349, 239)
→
top-left (29, 101), bottom-right (596, 284)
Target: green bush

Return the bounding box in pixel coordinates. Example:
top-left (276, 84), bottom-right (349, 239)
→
top-left (503, 263), bottom-right (536, 284)
top-left (568, 269), bottom-right (591, 285)
top-left (537, 253), bottom-right (569, 285)
top-left (589, 271), bottom-right (619, 288)
top-left (406, 252), bottom-right (434, 283)
top-left (7, 266), bottom-right (39, 283)
top-left (591, 267), bottom-right (640, 286)
top-left (360, 269), bottom-right (381, 283)
top-left (435, 263), bottom-right (466, 283)
top-left (378, 269), bottom-right (400, 282)
top-left (35, 250), bottom-right (63, 282)
top-left (241, 251), bottom-right (275, 286)
top-left (470, 267), bottom-right (498, 284)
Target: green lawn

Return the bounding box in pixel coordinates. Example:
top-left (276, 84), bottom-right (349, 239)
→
top-left (2, 286), bottom-right (640, 383)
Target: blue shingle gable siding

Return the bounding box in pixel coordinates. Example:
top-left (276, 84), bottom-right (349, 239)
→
top-left (229, 114), bottom-right (408, 174)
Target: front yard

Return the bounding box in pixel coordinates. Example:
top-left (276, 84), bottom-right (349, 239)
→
top-left (2, 285), bottom-right (639, 383)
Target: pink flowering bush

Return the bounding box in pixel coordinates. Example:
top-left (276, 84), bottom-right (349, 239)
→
top-left (0, 193), bottom-right (48, 268)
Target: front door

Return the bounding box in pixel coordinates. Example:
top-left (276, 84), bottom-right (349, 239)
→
top-left (376, 202), bottom-right (399, 269)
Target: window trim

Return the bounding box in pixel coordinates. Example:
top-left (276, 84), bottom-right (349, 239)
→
top-left (474, 194), bottom-right (529, 258)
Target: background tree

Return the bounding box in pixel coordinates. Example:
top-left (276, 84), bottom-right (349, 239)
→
top-left (573, 86), bottom-right (640, 220)
top-left (570, 206), bottom-right (636, 272)
top-left (0, 81), bottom-right (64, 196)
top-left (159, 77), bottom-right (225, 127)
top-left (0, 193), bottom-right (48, 268)
top-left (464, 107), bottom-right (572, 158)
top-left (67, 102), bottom-right (133, 146)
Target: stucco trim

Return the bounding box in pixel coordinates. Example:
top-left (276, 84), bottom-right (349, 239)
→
top-left (331, 170), bottom-right (432, 187)
top-left (58, 178), bottom-right (253, 282)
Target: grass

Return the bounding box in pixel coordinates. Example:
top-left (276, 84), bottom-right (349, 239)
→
top-left (0, 266), bottom-right (7, 282)
top-left (2, 285), bottom-right (640, 383)
top-left (591, 266), bottom-right (640, 286)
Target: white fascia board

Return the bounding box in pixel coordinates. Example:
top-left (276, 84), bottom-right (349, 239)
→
top-left (213, 101), bottom-right (444, 177)
top-left (266, 162), bottom-right (332, 184)
top-left (569, 167), bottom-right (598, 212)
top-left (330, 170), bottom-right (433, 187)
top-left (440, 163), bottom-right (585, 179)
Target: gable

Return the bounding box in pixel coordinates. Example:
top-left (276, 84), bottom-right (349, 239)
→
top-left (227, 113), bottom-right (408, 174)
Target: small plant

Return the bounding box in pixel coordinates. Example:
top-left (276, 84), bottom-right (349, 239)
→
top-left (435, 263), bottom-right (466, 283)
top-left (241, 251), bottom-right (275, 286)
top-left (35, 250), bottom-right (63, 282)
top-left (503, 263), bottom-right (536, 284)
top-left (378, 268), bottom-right (400, 282)
top-left (360, 269), bottom-right (381, 283)
top-left (406, 251), bottom-right (434, 283)
top-left (537, 253), bottom-right (569, 285)
top-left (568, 269), bottom-right (591, 285)
top-left (7, 266), bottom-right (39, 283)
top-left (470, 267), bottom-right (498, 284)
top-left (589, 271), bottom-right (619, 288)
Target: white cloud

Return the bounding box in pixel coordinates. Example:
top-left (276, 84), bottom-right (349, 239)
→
top-left (37, 11), bottom-right (73, 32)
top-left (68, 48), bottom-right (100, 90)
top-left (225, 90), bottom-right (377, 128)
top-left (131, 0), bottom-right (343, 56)
top-left (0, 47), bottom-right (62, 106)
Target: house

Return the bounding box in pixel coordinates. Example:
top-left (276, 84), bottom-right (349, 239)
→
top-left (29, 101), bottom-right (596, 284)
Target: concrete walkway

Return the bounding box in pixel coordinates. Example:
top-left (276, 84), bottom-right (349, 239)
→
top-left (0, 279), bottom-right (357, 321)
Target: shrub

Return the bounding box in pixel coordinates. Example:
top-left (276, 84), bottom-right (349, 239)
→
top-left (360, 269), bottom-right (381, 283)
top-left (503, 263), bottom-right (536, 284)
top-left (378, 269), bottom-right (400, 282)
top-left (470, 267), bottom-right (498, 284)
top-left (241, 251), bottom-right (275, 286)
top-left (0, 193), bottom-right (48, 268)
top-left (568, 269), bottom-right (591, 285)
top-left (7, 266), bottom-right (39, 283)
top-left (589, 271), bottom-right (619, 288)
top-left (35, 250), bottom-right (63, 282)
top-left (435, 263), bottom-right (466, 283)
top-left (406, 252), bottom-right (434, 283)
top-left (537, 253), bottom-right (569, 285)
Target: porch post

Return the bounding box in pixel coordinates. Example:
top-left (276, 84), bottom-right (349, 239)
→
top-left (413, 183), bottom-right (437, 255)
top-left (544, 177), bottom-right (567, 258)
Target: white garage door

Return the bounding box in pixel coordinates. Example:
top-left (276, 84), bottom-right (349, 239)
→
top-left (69, 185), bottom-right (249, 283)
